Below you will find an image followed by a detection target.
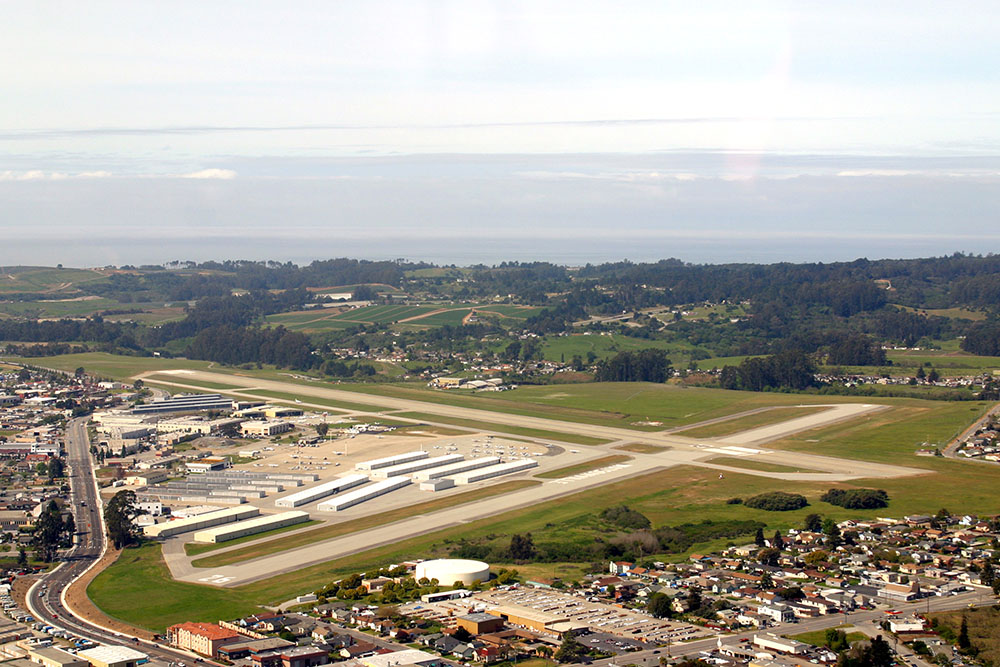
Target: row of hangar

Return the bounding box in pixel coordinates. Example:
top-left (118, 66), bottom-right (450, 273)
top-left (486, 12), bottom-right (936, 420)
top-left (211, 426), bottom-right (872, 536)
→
top-left (143, 450), bottom-right (538, 544)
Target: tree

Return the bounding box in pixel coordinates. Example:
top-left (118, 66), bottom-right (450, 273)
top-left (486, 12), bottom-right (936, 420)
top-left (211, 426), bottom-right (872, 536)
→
top-left (981, 561), bottom-right (995, 587)
top-left (104, 489), bottom-right (142, 549)
top-left (927, 367), bottom-right (940, 382)
top-left (63, 512), bottom-right (76, 537)
top-left (758, 548), bottom-right (780, 567)
top-left (32, 500), bottom-right (66, 562)
top-left (74, 367), bottom-right (86, 378)
top-left (772, 530), bottom-right (785, 550)
top-left (804, 550), bottom-right (829, 566)
top-left (958, 616), bottom-right (971, 651)
top-left (823, 518), bottom-right (842, 546)
top-left (647, 592), bottom-right (673, 618)
top-left (16, 547), bottom-right (27, 567)
top-left (452, 626), bottom-right (473, 642)
top-left (554, 631), bottom-right (587, 663)
top-left (754, 527), bottom-right (766, 547)
top-left (509, 533), bottom-right (536, 561)
top-left (47, 458), bottom-right (65, 480)
top-left (805, 513), bottom-right (823, 532)
top-left (315, 422), bottom-right (330, 437)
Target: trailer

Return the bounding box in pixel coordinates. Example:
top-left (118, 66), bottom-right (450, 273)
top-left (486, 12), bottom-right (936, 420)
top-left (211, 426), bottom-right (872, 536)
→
top-left (317, 476), bottom-right (411, 511)
top-left (274, 474), bottom-right (369, 508)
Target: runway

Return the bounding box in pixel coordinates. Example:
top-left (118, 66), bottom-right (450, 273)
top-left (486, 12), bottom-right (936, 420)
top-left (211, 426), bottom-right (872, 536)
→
top-left (139, 370), bottom-right (926, 588)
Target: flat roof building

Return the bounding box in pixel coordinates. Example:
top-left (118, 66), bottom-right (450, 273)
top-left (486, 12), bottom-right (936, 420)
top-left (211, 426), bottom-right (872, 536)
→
top-left (133, 393), bottom-right (234, 414)
top-left (75, 646), bottom-right (149, 667)
top-left (28, 647), bottom-right (89, 667)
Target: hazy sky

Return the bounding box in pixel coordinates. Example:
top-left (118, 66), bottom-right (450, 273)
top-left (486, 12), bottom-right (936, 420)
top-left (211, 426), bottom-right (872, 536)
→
top-left (3, 2), bottom-right (1000, 265)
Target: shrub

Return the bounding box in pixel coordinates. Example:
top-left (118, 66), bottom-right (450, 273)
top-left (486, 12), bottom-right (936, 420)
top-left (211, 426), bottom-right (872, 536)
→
top-left (726, 497), bottom-right (743, 505)
top-left (600, 505), bottom-right (652, 530)
top-left (744, 492), bottom-right (808, 511)
top-left (820, 488), bottom-right (889, 509)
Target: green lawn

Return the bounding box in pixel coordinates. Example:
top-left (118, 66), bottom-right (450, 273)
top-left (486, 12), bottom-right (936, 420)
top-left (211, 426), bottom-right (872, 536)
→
top-left (88, 542), bottom-right (268, 632)
top-left (144, 375), bottom-right (243, 390)
top-left (789, 627), bottom-right (867, 646)
top-left (394, 411), bottom-right (610, 445)
top-left (706, 457), bottom-right (817, 473)
top-left (675, 406), bottom-right (829, 438)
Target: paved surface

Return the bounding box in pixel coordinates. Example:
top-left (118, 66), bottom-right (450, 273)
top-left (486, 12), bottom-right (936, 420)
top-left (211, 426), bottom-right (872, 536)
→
top-left (138, 371), bottom-right (931, 588)
top-left (25, 418), bottom-right (209, 664)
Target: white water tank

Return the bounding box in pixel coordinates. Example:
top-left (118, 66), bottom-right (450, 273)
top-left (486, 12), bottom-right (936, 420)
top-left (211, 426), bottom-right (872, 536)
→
top-left (415, 559), bottom-right (490, 586)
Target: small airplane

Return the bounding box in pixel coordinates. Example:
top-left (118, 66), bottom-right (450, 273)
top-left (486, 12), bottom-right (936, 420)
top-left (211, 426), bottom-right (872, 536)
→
top-left (718, 474), bottom-right (724, 479)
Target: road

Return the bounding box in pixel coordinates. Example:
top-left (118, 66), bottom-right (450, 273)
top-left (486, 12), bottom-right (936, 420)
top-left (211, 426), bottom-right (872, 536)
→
top-left (25, 417), bottom-right (207, 664)
top-left (592, 590), bottom-right (992, 667)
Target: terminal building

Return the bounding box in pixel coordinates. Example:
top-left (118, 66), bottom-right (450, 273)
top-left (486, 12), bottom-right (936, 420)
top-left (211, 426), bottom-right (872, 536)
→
top-left (133, 393), bottom-right (234, 414)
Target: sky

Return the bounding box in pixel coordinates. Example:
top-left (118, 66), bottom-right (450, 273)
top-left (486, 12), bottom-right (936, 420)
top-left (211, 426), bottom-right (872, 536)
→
top-left (3, 1), bottom-right (1000, 266)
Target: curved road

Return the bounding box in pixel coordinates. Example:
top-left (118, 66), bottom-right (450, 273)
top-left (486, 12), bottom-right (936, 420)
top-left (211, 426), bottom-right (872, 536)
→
top-left (25, 417), bottom-right (209, 665)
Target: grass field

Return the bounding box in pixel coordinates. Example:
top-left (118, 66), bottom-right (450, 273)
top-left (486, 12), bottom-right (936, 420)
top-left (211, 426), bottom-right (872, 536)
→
top-left (615, 443), bottom-right (670, 453)
top-left (190, 480), bottom-right (541, 568)
top-left (0, 266), bottom-right (107, 293)
top-left (929, 607), bottom-right (1000, 665)
top-left (393, 412), bottom-right (610, 445)
top-left (236, 389), bottom-right (384, 413)
top-left (674, 406), bottom-right (829, 438)
top-left (789, 626), bottom-right (867, 646)
top-left (535, 455), bottom-right (632, 478)
top-left (183, 520), bottom-right (322, 557)
top-left (143, 374), bottom-right (244, 390)
top-left (89, 543), bottom-right (269, 632)
top-left (706, 457), bottom-right (817, 473)
top-left (540, 334), bottom-right (682, 364)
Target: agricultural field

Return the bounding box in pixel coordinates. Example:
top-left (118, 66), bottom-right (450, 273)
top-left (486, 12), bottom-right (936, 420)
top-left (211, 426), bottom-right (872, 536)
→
top-left (266, 302), bottom-right (542, 332)
top-left (0, 297), bottom-right (118, 319)
top-left (0, 266), bottom-right (108, 293)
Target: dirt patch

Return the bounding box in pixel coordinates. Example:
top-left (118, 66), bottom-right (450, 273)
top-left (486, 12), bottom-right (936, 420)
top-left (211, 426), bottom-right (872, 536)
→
top-left (64, 547), bottom-right (156, 640)
top-left (12, 574), bottom-right (38, 612)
